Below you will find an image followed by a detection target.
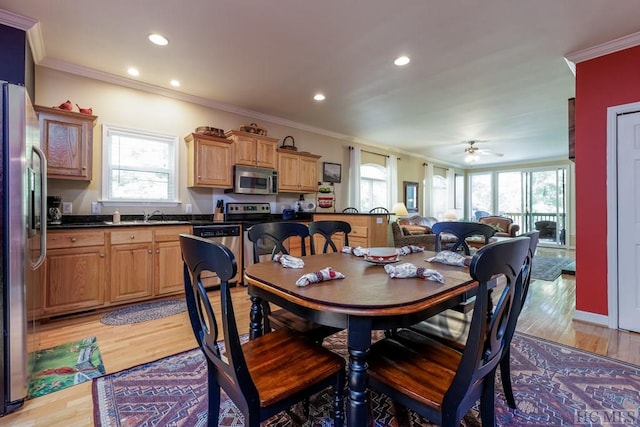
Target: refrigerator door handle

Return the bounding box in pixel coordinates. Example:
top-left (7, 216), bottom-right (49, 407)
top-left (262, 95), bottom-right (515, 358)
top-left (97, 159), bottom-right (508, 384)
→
top-left (32, 145), bottom-right (47, 268)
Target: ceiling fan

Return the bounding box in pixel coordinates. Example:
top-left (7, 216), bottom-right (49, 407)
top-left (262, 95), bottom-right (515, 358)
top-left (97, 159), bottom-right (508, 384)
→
top-left (463, 140), bottom-right (504, 163)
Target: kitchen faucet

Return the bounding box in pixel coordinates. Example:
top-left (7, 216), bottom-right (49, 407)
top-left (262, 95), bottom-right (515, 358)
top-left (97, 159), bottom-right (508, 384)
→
top-left (143, 209), bottom-right (163, 222)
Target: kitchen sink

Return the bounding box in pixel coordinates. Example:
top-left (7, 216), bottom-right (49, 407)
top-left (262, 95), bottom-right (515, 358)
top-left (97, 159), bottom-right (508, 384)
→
top-left (103, 220), bottom-right (187, 225)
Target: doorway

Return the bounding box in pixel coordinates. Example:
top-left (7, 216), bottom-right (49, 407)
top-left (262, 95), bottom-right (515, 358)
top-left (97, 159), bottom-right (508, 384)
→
top-left (613, 108), bottom-right (640, 333)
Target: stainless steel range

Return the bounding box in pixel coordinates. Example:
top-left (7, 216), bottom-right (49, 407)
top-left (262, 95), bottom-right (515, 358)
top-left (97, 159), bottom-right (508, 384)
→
top-left (224, 202), bottom-right (276, 277)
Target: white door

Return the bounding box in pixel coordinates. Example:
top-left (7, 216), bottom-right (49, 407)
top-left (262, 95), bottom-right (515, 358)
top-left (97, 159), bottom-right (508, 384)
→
top-left (617, 111), bottom-right (640, 332)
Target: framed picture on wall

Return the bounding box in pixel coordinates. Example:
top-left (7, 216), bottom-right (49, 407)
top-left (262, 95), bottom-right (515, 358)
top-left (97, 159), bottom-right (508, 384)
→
top-left (322, 162), bottom-right (342, 183)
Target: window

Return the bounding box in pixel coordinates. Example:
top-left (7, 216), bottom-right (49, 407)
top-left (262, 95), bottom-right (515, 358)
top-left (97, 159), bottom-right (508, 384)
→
top-left (432, 175), bottom-right (447, 219)
top-left (360, 163), bottom-right (387, 211)
top-left (102, 124), bottom-right (178, 204)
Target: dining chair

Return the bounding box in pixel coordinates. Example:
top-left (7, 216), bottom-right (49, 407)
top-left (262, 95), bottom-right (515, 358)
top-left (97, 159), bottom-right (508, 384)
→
top-left (179, 234), bottom-right (346, 427)
top-left (366, 236), bottom-right (530, 426)
top-left (408, 230), bottom-right (539, 410)
top-left (432, 221), bottom-right (496, 255)
top-left (369, 206), bottom-right (389, 214)
top-left (341, 207), bottom-right (359, 213)
top-left (246, 222), bottom-right (340, 340)
top-left (308, 220), bottom-right (352, 254)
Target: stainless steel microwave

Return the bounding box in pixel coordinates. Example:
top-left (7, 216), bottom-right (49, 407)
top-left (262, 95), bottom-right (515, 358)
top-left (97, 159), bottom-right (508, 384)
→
top-left (233, 165), bottom-right (278, 195)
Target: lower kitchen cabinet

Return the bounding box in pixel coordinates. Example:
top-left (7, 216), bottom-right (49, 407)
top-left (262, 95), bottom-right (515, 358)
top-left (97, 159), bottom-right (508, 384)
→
top-left (109, 228), bottom-right (154, 303)
top-left (312, 213), bottom-right (389, 248)
top-left (154, 225), bottom-right (191, 295)
top-left (44, 229), bottom-right (107, 316)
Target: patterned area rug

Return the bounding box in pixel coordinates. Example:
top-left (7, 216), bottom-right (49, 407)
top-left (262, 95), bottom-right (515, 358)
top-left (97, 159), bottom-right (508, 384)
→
top-left (100, 299), bottom-right (187, 325)
top-left (92, 332), bottom-right (640, 426)
top-left (28, 337), bottom-right (105, 399)
top-left (530, 256), bottom-right (575, 281)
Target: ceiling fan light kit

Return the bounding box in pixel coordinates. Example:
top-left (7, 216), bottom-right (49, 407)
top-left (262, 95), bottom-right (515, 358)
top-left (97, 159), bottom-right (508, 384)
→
top-left (463, 140), bottom-right (503, 163)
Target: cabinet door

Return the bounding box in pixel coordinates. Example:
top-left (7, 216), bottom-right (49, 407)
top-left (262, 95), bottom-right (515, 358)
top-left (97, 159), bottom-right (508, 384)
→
top-left (233, 134), bottom-right (257, 166)
top-left (299, 156), bottom-right (319, 192)
top-left (255, 138), bottom-right (277, 169)
top-left (44, 246), bottom-right (106, 315)
top-left (110, 243), bottom-right (154, 302)
top-left (155, 241), bottom-right (184, 295)
top-left (194, 138), bottom-right (233, 187)
top-left (278, 152), bottom-right (300, 191)
top-left (35, 106), bottom-right (96, 180)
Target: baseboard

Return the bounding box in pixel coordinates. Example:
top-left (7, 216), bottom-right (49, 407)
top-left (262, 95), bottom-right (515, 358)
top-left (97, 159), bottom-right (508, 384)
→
top-left (573, 310), bottom-right (609, 327)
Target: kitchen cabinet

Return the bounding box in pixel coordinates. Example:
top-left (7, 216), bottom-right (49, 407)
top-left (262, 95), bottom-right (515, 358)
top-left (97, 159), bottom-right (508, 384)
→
top-left (286, 221), bottom-right (312, 257)
top-left (44, 229), bottom-right (107, 316)
top-left (153, 225), bottom-right (191, 295)
top-left (109, 228), bottom-right (154, 303)
top-left (277, 149), bottom-right (321, 193)
top-left (312, 213), bottom-right (389, 248)
top-left (185, 133), bottom-right (234, 188)
top-left (34, 105), bottom-right (97, 181)
top-left (226, 130), bottom-right (278, 169)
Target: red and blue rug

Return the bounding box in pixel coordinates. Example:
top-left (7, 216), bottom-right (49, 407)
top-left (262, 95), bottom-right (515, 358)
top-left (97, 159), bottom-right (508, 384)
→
top-left (93, 332), bottom-right (640, 426)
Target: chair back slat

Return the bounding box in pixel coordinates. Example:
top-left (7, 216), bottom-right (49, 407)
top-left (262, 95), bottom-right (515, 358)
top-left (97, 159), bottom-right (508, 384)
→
top-left (432, 221), bottom-right (496, 255)
top-left (247, 222), bottom-right (310, 263)
top-left (309, 220), bottom-right (352, 254)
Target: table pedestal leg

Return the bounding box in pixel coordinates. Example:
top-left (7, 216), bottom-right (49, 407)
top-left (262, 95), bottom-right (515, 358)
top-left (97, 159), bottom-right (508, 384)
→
top-left (347, 317), bottom-right (372, 426)
top-left (249, 296), bottom-right (263, 340)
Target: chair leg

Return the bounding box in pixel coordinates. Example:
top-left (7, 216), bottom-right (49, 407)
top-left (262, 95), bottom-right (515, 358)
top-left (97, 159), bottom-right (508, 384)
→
top-left (333, 372), bottom-right (346, 427)
top-left (206, 363), bottom-right (221, 426)
top-left (480, 371), bottom-right (497, 427)
top-left (500, 348), bottom-right (517, 409)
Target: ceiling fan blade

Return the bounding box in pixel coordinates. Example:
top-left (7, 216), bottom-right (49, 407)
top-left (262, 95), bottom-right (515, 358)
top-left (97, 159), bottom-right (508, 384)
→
top-left (477, 149), bottom-right (504, 157)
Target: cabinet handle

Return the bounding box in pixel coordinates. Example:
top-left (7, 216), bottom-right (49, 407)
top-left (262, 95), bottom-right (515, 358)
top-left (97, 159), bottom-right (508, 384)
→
top-left (148, 249), bottom-right (153, 254)
top-left (130, 235), bottom-right (135, 239)
top-left (82, 166), bottom-right (86, 170)
top-left (99, 253), bottom-right (105, 258)
top-left (156, 249), bottom-right (160, 254)
top-left (70, 237), bottom-right (77, 242)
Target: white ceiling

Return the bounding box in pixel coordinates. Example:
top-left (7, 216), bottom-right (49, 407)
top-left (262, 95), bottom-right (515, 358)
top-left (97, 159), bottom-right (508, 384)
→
top-left (3, 0), bottom-right (640, 167)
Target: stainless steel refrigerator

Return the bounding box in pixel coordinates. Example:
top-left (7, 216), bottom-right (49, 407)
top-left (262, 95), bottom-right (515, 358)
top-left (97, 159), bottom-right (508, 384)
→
top-left (1, 81), bottom-right (47, 415)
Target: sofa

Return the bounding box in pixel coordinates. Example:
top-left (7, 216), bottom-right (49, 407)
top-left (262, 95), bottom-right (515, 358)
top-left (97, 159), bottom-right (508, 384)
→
top-left (478, 215), bottom-right (520, 237)
top-left (397, 215), bottom-right (437, 235)
top-left (391, 221), bottom-right (436, 251)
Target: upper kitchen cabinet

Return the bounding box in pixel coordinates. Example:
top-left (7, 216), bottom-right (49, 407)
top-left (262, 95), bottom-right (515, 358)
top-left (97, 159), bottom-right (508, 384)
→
top-left (277, 149), bottom-right (321, 193)
top-left (34, 105), bottom-right (97, 180)
top-left (185, 133), bottom-right (234, 188)
top-left (225, 130), bottom-right (278, 169)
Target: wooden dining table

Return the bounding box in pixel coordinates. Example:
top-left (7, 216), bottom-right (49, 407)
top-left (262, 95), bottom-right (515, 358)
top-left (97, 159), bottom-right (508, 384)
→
top-left (244, 250), bottom-right (476, 426)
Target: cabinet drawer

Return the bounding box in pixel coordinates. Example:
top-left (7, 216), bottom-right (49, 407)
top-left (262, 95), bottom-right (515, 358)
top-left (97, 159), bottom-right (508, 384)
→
top-left (47, 230), bottom-right (105, 249)
top-left (110, 228), bottom-right (153, 244)
top-left (154, 225), bottom-right (191, 242)
top-left (350, 226), bottom-right (369, 238)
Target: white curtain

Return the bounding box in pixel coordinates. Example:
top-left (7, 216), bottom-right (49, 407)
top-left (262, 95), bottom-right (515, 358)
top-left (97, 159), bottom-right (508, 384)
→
top-left (387, 155), bottom-right (398, 208)
top-left (424, 163), bottom-right (434, 216)
top-left (446, 168), bottom-right (455, 210)
top-left (348, 146), bottom-right (361, 209)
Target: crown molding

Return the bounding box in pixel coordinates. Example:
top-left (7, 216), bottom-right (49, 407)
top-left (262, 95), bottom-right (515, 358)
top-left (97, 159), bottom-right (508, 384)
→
top-left (0, 9), bottom-right (37, 30)
top-left (564, 30), bottom-right (640, 71)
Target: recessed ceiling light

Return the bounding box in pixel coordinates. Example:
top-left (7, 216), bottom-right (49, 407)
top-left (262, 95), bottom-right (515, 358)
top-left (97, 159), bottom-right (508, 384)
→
top-left (313, 93), bottom-right (326, 101)
top-left (394, 56), bottom-right (410, 66)
top-left (127, 67), bottom-right (139, 77)
top-left (148, 33), bottom-right (169, 46)
top-left (170, 79), bottom-right (180, 87)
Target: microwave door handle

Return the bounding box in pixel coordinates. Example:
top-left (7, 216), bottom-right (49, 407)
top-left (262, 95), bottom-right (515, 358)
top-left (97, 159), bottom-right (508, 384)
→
top-left (32, 145), bottom-right (47, 268)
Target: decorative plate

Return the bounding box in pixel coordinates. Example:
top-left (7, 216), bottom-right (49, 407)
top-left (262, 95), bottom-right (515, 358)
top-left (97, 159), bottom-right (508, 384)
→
top-left (364, 255), bottom-right (400, 265)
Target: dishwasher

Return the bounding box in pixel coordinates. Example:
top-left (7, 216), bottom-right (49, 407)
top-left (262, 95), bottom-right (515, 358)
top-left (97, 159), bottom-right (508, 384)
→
top-left (192, 224), bottom-right (242, 288)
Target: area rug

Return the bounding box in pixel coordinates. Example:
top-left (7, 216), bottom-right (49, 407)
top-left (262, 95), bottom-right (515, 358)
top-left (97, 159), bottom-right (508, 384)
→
top-left (100, 299), bottom-right (187, 325)
top-left (93, 331), bottom-right (640, 426)
top-left (531, 256), bottom-right (575, 281)
top-left (28, 336), bottom-right (104, 399)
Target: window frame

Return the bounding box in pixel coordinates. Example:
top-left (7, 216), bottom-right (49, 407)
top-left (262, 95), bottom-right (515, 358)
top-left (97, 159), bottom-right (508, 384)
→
top-left (101, 123), bottom-right (180, 207)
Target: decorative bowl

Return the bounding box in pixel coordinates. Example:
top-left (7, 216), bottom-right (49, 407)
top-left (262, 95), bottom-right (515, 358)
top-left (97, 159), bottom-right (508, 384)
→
top-left (365, 247), bottom-right (399, 262)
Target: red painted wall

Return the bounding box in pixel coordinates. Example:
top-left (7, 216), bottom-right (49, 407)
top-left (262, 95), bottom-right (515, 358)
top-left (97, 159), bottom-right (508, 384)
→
top-left (575, 45), bottom-right (640, 315)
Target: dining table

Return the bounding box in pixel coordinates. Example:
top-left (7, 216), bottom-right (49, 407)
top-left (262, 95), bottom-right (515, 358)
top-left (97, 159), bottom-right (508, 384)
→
top-left (244, 249), bottom-right (477, 426)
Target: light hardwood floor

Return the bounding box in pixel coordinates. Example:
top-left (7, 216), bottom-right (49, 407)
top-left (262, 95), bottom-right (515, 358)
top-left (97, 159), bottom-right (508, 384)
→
top-left (3, 248), bottom-right (640, 426)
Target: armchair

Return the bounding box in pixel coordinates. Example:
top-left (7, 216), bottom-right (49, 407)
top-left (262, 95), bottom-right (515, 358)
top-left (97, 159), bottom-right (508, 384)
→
top-left (391, 221), bottom-right (436, 251)
top-left (478, 215), bottom-right (520, 237)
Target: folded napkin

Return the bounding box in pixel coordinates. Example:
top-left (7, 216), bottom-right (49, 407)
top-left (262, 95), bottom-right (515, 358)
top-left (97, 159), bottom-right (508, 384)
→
top-left (296, 267), bottom-right (345, 287)
top-left (396, 245), bottom-right (425, 256)
top-left (272, 253), bottom-right (304, 268)
top-left (384, 263), bottom-right (445, 283)
top-left (341, 246), bottom-right (369, 256)
top-left (426, 250), bottom-right (469, 267)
